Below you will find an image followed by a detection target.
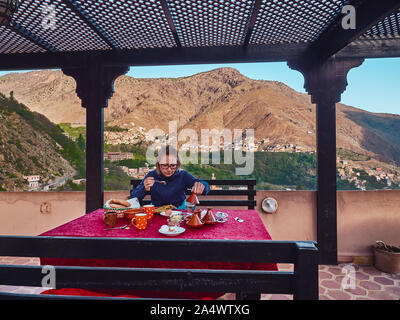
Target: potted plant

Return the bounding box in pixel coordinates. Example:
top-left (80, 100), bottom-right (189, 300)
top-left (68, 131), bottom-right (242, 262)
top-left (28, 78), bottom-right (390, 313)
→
top-left (372, 241), bottom-right (400, 274)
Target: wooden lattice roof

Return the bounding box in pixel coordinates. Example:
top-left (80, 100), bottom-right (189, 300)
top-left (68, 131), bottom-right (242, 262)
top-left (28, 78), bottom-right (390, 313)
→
top-left (0, 0), bottom-right (399, 69)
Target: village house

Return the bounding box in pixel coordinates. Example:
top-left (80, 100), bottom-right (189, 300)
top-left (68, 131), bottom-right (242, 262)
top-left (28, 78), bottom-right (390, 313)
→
top-left (72, 178), bottom-right (86, 185)
top-left (24, 175), bottom-right (40, 189)
top-left (104, 152), bottom-right (133, 162)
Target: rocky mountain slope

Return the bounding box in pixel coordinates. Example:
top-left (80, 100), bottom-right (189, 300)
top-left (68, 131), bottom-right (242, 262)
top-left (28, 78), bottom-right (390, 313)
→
top-left (0, 93), bottom-right (76, 191)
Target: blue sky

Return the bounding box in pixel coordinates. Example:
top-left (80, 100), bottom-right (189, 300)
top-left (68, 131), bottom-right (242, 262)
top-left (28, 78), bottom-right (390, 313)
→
top-left (0, 57), bottom-right (399, 115)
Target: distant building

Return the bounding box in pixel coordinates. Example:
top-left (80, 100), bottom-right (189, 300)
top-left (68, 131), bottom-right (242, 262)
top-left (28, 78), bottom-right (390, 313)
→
top-left (104, 152), bottom-right (133, 162)
top-left (25, 175), bottom-right (40, 189)
top-left (383, 178), bottom-right (392, 187)
top-left (72, 179), bottom-right (86, 185)
top-left (138, 166), bottom-right (150, 177)
top-left (128, 168), bottom-right (139, 177)
top-left (119, 166), bottom-right (129, 174)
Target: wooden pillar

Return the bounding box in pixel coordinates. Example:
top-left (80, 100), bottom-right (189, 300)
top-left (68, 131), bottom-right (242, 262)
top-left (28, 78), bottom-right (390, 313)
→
top-left (288, 57), bottom-right (364, 265)
top-left (62, 60), bottom-right (129, 213)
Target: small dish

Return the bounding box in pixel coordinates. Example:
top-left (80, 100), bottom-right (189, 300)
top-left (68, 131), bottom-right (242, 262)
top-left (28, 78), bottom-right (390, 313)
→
top-left (159, 225), bottom-right (185, 236)
top-left (215, 211), bottom-right (228, 223)
top-left (124, 208), bottom-right (145, 220)
top-left (160, 210), bottom-right (182, 217)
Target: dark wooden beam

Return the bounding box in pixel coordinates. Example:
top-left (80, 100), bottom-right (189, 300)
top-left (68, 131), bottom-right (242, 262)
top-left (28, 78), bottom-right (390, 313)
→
top-left (243, 0), bottom-right (262, 46)
top-left (7, 21), bottom-right (57, 52)
top-left (0, 43), bottom-right (308, 70)
top-left (62, 60), bottom-right (129, 213)
top-left (0, 38), bottom-right (399, 71)
top-left (315, 96), bottom-right (338, 265)
top-left (85, 103), bottom-right (104, 213)
top-left (62, 0), bottom-right (118, 50)
top-left (337, 38), bottom-right (400, 59)
top-left (288, 57), bottom-right (365, 265)
top-left (0, 264), bottom-right (293, 294)
top-left (160, 0), bottom-right (181, 48)
top-left (293, 242), bottom-right (319, 300)
top-left (0, 235), bottom-right (317, 265)
top-left (300, 0), bottom-right (400, 67)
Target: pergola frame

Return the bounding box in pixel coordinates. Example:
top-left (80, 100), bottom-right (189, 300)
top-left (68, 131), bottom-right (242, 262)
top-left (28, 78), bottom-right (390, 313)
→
top-left (1, 0), bottom-right (400, 265)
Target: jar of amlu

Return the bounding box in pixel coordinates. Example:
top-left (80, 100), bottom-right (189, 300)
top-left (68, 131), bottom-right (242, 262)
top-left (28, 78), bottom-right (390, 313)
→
top-left (102, 211), bottom-right (117, 227)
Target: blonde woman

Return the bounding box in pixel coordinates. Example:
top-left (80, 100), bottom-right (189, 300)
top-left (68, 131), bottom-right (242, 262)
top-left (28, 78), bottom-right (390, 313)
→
top-left (130, 145), bottom-right (209, 209)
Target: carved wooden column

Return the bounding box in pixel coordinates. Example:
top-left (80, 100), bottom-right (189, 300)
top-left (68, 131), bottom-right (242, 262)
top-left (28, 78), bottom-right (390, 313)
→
top-left (62, 60), bottom-right (129, 213)
top-left (288, 57), bottom-right (364, 265)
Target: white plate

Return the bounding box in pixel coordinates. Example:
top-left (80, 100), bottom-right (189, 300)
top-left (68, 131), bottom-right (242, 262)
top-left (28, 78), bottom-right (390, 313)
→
top-left (159, 225), bottom-right (185, 236)
top-left (160, 210), bottom-right (182, 217)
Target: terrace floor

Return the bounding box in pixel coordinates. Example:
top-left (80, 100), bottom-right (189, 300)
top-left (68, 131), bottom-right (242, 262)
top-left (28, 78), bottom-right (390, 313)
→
top-left (0, 257), bottom-right (399, 300)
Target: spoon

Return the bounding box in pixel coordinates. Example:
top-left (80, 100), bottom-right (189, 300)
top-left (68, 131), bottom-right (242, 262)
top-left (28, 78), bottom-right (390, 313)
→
top-left (155, 180), bottom-right (167, 185)
top-left (104, 224), bottom-right (128, 231)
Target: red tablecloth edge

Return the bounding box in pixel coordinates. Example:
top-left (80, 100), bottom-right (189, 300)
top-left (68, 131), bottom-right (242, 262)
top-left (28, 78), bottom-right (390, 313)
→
top-left (40, 288), bottom-right (214, 300)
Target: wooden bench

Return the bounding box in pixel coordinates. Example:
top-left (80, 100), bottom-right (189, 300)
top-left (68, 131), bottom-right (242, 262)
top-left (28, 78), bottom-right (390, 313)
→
top-left (0, 235), bottom-right (318, 300)
top-left (130, 179), bottom-right (257, 209)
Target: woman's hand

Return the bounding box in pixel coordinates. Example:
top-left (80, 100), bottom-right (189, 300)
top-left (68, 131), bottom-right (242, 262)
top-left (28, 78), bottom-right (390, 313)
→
top-left (143, 177), bottom-right (155, 191)
top-left (191, 182), bottom-right (205, 195)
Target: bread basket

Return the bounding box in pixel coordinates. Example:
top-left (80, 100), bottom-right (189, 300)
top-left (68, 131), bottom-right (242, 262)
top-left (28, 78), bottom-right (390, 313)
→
top-left (103, 199), bottom-right (136, 218)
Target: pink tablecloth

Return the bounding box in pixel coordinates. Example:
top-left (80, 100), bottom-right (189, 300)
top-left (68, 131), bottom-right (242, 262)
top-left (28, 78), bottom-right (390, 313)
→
top-left (40, 209), bottom-right (278, 299)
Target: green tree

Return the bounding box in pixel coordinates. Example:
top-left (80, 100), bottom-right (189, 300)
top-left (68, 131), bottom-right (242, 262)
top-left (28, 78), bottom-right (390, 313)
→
top-left (77, 133), bottom-right (85, 151)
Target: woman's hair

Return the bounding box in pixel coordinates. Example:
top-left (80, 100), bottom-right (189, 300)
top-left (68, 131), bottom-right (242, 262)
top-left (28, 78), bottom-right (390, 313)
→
top-left (155, 145), bottom-right (181, 174)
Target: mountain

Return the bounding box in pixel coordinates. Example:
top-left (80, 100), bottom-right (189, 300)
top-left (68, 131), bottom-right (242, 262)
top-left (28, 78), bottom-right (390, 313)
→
top-left (0, 93), bottom-right (78, 191)
top-left (1, 68), bottom-right (400, 164)
top-left (0, 70), bottom-right (84, 124)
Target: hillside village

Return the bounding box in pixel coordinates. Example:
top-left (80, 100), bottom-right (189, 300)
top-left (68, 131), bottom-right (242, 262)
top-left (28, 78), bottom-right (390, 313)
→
top-left (24, 140), bottom-right (400, 191)
top-left (20, 132), bottom-right (400, 191)
top-left (337, 157), bottom-right (399, 190)
top-left (104, 129), bottom-right (316, 154)
top-left (102, 137), bottom-right (399, 191)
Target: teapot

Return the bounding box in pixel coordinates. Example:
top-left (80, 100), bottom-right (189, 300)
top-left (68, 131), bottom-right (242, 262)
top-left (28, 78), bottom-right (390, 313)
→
top-left (186, 192), bottom-right (199, 206)
top-left (203, 208), bottom-right (216, 225)
top-left (186, 209), bottom-right (204, 228)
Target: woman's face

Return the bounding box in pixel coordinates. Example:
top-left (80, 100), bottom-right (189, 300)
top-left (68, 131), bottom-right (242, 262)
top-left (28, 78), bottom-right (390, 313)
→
top-left (158, 155), bottom-right (178, 178)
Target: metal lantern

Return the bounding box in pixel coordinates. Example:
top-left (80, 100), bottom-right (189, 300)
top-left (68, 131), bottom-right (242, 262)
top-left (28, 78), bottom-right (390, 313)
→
top-left (0, 0), bottom-right (19, 26)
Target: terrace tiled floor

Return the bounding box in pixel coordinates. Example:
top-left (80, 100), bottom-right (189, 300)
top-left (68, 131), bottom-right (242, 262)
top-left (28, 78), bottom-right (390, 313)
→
top-left (262, 263), bottom-right (400, 300)
top-left (1, 257), bottom-right (399, 300)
